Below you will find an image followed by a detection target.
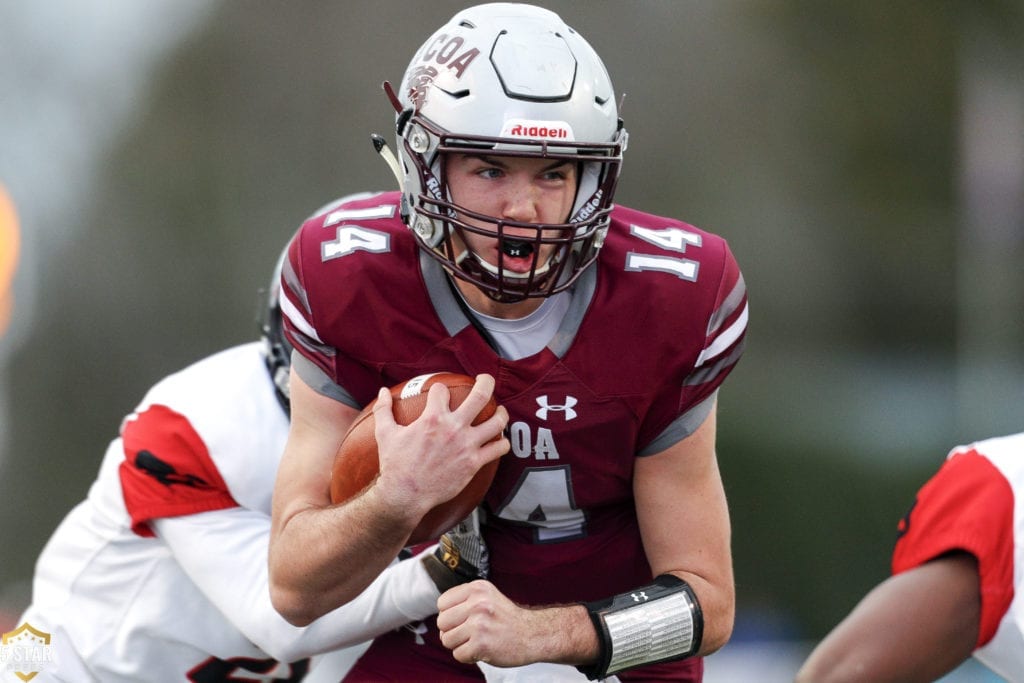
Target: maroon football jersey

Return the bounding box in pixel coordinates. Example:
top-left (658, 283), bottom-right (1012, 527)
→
top-left (280, 191), bottom-right (747, 680)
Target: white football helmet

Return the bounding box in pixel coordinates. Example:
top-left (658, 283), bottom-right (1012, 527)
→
top-left (383, 2), bottom-right (627, 302)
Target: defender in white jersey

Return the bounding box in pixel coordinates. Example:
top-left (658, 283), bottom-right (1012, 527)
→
top-left (796, 432), bottom-right (1024, 683)
top-left (7, 248), bottom-right (484, 682)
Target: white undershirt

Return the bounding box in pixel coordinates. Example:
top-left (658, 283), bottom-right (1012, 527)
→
top-left (467, 291), bottom-right (571, 360)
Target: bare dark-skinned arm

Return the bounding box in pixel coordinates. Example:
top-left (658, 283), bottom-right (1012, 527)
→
top-left (795, 552), bottom-right (980, 683)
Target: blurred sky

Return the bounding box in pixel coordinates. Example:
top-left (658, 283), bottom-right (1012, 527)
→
top-left (0, 1), bottom-right (212, 460)
top-left (0, 0), bottom-right (212, 351)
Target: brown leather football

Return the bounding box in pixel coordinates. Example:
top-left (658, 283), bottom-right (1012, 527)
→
top-left (329, 372), bottom-right (500, 545)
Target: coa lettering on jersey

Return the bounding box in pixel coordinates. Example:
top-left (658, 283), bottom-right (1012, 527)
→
top-left (625, 224), bottom-right (702, 282)
top-left (508, 422), bottom-right (560, 461)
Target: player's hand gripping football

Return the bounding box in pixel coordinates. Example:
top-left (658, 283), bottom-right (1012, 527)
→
top-left (371, 373), bottom-right (508, 528)
top-left (422, 509), bottom-right (490, 592)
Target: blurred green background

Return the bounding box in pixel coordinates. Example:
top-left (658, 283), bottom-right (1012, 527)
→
top-left (1, 1), bottom-right (1022, 678)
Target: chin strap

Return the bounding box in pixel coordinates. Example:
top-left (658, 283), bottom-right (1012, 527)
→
top-left (577, 575), bottom-right (703, 680)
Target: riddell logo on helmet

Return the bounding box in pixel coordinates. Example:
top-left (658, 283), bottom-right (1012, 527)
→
top-left (575, 190), bottom-right (603, 221)
top-left (501, 119), bottom-right (575, 141)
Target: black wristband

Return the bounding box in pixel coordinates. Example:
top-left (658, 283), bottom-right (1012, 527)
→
top-left (577, 575), bottom-right (703, 680)
top-left (420, 534), bottom-right (482, 593)
top-left (420, 552), bottom-right (465, 593)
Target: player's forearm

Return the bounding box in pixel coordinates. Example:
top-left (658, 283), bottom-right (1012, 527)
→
top-left (264, 552), bottom-right (441, 660)
top-left (519, 604), bottom-right (600, 666)
top-left (269, 490), bottom-right (418, 625)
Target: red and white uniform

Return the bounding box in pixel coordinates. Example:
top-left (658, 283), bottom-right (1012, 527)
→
top-left (14, 343), bottom-right (441, 682)
top-left (892, 432), bottom-right (1024, 682)
top-left (280, 191), bottom-right (748, 681)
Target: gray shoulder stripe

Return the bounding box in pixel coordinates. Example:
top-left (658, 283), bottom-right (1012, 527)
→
top-left (638, 392), bottom-right (717, 456)
top-left (707, 273), bottom-right (746, 336)
top-left (281, 255), bottom-right (311, 314)
top-left (684, 339), bottom-right (745, 387)
top-left (291, 351), bottom-right (361, 409)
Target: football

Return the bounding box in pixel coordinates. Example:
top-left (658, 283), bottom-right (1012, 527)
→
top-left (329, 372), bottom-right (501, 545)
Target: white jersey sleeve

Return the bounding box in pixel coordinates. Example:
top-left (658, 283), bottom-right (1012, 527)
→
top-left (153, 508), bottom-right (438, 662)
top-left (14, 343), bottom-right (440, 682)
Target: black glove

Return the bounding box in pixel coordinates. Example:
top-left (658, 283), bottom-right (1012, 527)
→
top-left (421, 509), bottom-right (489, 592)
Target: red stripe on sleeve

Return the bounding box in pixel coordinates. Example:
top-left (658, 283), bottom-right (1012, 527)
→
top-left (892, 450), bottom-right (1015, 647)
top-left (118, 404), bottom-right (238, 537)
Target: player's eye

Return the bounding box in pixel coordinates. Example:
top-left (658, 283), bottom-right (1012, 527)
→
top-left (477, 167), bottom-right (504, 179)
top-left (540, 163), bottom-right (573, 182)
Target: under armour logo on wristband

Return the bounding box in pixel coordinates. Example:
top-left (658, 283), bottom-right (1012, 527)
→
top-left (535, 395), bottom-right (578, 421)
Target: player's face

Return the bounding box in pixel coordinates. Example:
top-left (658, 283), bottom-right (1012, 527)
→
top-left (445, 153), bottom-right (577, 275)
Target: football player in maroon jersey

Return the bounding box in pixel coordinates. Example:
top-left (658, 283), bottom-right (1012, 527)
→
top-left (269, 4), bottom-right (748, 681)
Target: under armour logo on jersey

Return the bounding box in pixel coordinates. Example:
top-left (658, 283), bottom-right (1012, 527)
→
top-left (632, 591), bottom-right (649, 602)
top-left (535, 395), bottom-right (578, 421)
